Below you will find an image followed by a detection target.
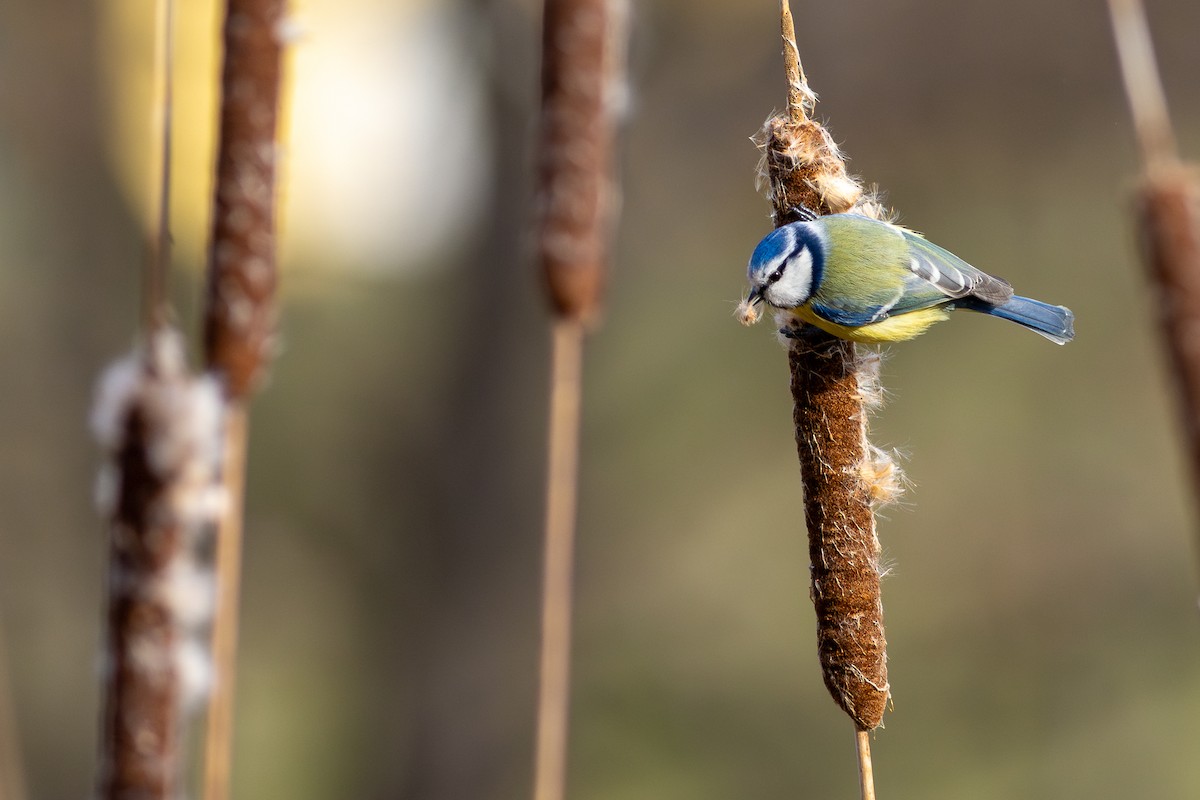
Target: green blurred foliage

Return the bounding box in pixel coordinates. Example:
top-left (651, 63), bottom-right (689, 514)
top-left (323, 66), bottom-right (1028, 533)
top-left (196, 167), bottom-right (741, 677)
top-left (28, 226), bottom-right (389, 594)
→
top-left (1, 0), bottom-right (1199, 798)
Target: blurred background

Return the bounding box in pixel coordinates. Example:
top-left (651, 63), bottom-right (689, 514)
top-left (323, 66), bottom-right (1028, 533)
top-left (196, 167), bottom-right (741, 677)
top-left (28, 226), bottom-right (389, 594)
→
top-left (2, 0), bottom-right (1199, 797)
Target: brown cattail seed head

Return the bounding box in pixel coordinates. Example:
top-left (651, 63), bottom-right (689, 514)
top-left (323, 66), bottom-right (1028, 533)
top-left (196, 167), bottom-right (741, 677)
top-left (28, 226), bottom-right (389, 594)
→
top-left (1138, 164), bottom-right (1200, 486)
top-left (92, 329), bottom-right (224, 797)
top-left (535, 0), bottom-right (627, 323)
top-left (204, 0), bottom-right (286, 399)
top-left (758, 116), bottom-right (862, 221)
top-left (760, 110), bottom-right (892, 730)
top-left (789, 335), bottom-right (890, 729)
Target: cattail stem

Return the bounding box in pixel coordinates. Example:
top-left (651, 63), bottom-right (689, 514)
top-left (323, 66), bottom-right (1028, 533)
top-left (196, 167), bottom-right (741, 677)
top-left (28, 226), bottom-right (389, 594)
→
top-left (766, 0), bottom-right (890, 738)
top-left (533, 321), bottom-right (585, 800)
top-left (201, 0), bottom-right (285, 797)
top-left (1107, 0), bottom-right (1177, 169)
top-left (144, 0), bottom-right (174, 334)
top-left (778, 0), bottom-right (811, 125)
top-left (855, 729), bottom-right (876, 800)
top-left (202, 406), bottom-right (248, 800)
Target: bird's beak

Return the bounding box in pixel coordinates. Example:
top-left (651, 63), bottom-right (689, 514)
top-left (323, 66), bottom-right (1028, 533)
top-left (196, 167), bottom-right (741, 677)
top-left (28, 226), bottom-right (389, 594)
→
top-left (745, 286), bottom-right (764, 306)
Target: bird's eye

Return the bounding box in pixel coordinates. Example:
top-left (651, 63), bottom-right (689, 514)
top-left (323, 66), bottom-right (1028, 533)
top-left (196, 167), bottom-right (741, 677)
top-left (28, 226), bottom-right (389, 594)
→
top-left (768, 268), bottom-right (784, 284)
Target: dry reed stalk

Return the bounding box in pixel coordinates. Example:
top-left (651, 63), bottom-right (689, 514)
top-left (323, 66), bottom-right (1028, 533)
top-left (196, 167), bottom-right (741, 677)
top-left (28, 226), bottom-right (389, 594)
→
top-left (534, 321), bottom-right (585, 800)
top-left (533, 1), bottom-right (626, 799)
top-left (144, 0), bottom-right (174, 335)
top-left (201, 0), bottom-right (285, 798)
top-left (1109, 0), bottom-right (1200, 553)
top-left (760, 2), bottom-right (892, 734)
top-left (855, 728), bottom-right (876, 800)
top-left (202, 406), bottom-right (248, 800)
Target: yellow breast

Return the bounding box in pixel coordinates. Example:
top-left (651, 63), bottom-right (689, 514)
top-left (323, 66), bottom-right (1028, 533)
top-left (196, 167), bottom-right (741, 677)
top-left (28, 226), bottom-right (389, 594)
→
top-left (791, 305), bottom-right (952, 343)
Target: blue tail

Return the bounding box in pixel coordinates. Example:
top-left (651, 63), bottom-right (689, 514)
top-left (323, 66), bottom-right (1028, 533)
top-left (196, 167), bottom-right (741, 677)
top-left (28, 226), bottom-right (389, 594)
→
top-left (958, 295), bottom-right (1075, 345)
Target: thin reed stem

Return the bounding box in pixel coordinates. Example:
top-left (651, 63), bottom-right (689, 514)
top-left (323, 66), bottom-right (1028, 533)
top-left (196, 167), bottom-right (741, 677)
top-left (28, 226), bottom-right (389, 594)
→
top-left (855, 728), bottom-right (876, 800)
top-left (779, 0), bottom-right (810, 124)
top-left (143, 0), bottom-right (174, 334)
top-left (533, 321), bottom-right (586, 800)
top-left (203, 406), bottom-right (248, 800)
top-left (1107, 0), bottom-right (1177, 168)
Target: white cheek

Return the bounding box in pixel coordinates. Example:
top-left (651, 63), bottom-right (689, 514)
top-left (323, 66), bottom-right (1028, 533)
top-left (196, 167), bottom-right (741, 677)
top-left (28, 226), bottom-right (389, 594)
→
top-left (767, 248), bottom-right (814, 307)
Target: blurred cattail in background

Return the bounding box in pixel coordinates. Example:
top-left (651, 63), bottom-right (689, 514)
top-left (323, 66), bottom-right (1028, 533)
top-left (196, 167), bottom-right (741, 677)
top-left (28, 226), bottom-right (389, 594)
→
top-left (532, 1), bottom-right (627, 798)
top-left (200, 1), bottom-right (287, 798)
top-left (92, 330), bottom-right (224, 799)
top-left (1110, 0), bottom-right (1200, 554)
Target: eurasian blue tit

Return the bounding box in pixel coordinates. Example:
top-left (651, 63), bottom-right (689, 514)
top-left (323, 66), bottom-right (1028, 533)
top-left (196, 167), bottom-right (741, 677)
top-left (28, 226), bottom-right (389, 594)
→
top-left (742, 213), bottom-right (1075, 344)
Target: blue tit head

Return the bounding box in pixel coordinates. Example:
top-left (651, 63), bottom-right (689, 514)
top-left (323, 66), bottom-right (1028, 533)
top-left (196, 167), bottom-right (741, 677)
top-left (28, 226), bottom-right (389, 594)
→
top-left (745, 222), bottom-right (826, 310)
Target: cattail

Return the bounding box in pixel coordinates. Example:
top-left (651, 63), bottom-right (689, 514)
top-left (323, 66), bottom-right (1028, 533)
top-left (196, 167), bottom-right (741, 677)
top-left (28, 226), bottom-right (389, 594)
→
top-left (203, 0), bottom-right (286, 400)
top-left (93, 3), bottom-right (223, 795)
top-left (1109, 0), bottom-right (1200, 538)
top-left (1138, 169), bottom-right (1200, 481)
top-left (92, 329), bottom-right (224, 799)
top-left (785, 332), bottom-right (891, 729)
top-left (755, 8), bottom-right (897, 735)
top-left (760, 116), bottom-right (864, 224)
top-left (532, 3), bottom-right (628, 800)
top-left (535, 0), bottom-right (626, 324)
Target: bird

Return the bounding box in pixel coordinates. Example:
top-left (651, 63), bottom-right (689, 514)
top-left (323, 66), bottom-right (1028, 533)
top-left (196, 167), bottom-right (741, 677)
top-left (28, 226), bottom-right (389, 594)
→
top-left (740, 212), bottom-right (1074, 344)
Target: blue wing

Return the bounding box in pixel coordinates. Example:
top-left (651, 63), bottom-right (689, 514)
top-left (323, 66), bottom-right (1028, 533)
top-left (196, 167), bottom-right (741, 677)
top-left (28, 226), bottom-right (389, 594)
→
top-left (809, 270), bottom-right (947, 326)
top-left (901, 229), bottom-right (1013, 304)
top-left (806, 216), bottom-right (1013, 327)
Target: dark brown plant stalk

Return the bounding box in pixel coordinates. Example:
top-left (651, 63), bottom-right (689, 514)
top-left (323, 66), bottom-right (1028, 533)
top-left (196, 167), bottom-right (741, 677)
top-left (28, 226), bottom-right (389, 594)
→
top-left (1109, 0), bottom-right (1200, 552)
top-left (533, 1), bottom-right (626, 799)
top-left (201, 0), bottom-right (285, 798)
